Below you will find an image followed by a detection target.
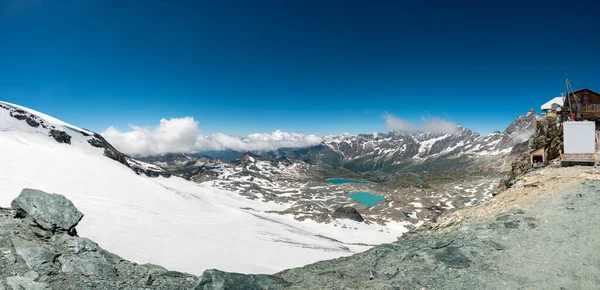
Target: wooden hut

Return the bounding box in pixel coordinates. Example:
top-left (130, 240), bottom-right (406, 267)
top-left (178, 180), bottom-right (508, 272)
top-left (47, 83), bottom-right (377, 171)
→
top-left (530, 148), bottom-right (547, 167)
top-left (563, 88), bottom-right (600, 120)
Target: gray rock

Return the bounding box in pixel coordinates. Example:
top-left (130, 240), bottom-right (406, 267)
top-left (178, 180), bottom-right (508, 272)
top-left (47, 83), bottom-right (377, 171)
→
top-left (5, 275), bottom-right (48, 290)
top-left (331, 206), bottom-right (364, 222)
top-left (58, 253), bottom-right (117, 276)
top-left (488, 241), bottom-right (507, 250)
top-left (11, 189), bottom-right (83, 234)
top-left (434, 246), bottom-right (471, 268)
top-left (431, 239), bottom-right (453, 249)
top-left (1, 247), bottom-right (17, 264)
top-left (196, 269), bottom-right (291, 290)
top-left (60, 236), bottom-right (100, 254)
top-left (11, 237), bottom-right (56, 268)
top-left (22, 271), bottom-right (38, 281)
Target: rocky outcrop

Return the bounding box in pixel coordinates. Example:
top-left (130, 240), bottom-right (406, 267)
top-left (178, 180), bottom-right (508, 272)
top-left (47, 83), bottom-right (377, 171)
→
top-left (11, 113), bottom-right (40, 128)
top-left (0, 189), bottom-right (199, 289)
top-left (504, 109), bottom-right (537, 139)
top-left (331, 206), bottom-right (364, 222)
top-left (11, 188), bottom-right (83, 235)
top-left (196, 269), bottom-right (291, 290)
top-left (88, 133), bottom-right (129, 166)
top-left (530, 113), bottom-right (563, 160)
top-left (498, 113), bottom-right (563, 191)
top-left (88, 133), bottom-right (171, 178)
top-left (48, 129), bottom-right (71, 144)
top-left (1, 189), bottom-right (290, 290)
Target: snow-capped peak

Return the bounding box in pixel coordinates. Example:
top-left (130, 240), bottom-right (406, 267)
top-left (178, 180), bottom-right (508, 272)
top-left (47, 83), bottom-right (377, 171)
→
top-left (0, 101), bottom-right (168, 177)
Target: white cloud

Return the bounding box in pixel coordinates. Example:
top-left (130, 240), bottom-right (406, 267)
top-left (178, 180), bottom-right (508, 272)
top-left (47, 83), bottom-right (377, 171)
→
top-left (383, 111), bottom-right (416, 132)
top-left (382, 112), bottom-right (459, 134)
top-left (420, 116), bottom-right (459, 134)
top-left (101, 117), bottom-right (323, 156)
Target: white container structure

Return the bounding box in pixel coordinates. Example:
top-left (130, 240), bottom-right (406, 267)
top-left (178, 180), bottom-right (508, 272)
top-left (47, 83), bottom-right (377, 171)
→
top-left (563, 121), bottom-right (596, 154)
top-left (562, 121), bottom-right (596, 166)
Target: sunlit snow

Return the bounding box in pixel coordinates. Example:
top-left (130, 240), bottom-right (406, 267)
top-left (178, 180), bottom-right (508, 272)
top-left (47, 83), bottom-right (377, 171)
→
top-left (0, 101), bottom-right (408, 275)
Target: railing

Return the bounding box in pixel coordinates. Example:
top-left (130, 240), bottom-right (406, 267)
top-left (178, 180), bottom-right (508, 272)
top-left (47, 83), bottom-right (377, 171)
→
top-left (584, 104), bottom-right (600, 111)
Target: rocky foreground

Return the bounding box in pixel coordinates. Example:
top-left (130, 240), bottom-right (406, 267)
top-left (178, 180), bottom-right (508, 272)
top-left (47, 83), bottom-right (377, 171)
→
top-left (2, 165), bottom-right (600, 289)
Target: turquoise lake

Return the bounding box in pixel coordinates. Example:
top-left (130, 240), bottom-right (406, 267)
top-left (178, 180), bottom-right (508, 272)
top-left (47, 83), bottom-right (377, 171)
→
top-left (327, 178), bottom-right (371, 185)
top-left (347, 192), bottom-right (385, 207)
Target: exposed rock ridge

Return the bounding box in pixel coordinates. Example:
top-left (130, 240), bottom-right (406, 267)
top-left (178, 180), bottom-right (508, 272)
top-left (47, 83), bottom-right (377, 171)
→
top-left (88, 133), bottom-right (171, 178)
top-left (1, 102), bottom-right (170, 178)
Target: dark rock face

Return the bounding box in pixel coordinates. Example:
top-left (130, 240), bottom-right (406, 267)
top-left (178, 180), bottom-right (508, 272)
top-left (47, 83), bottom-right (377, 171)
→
top-left (89, 133), bottom-right (129, 166)
top-left (11, 113), bottom-right (41, 128)
top-left (11, 188), bottom-right (83, 235)
top-left (25, 117), bottom-right (40, 128)
top-left (332, 206), bottom-right (364, 222)
top-left (434, 246), bottom-right (471, 268)
top-left (87, 137), bottom-right (105, 148)
top-left (49, 129), bottom-right (72, 144)
top-left (88, 133), bottom-right (171, 178)
top-left (8, 108), bottom-right (46, 129)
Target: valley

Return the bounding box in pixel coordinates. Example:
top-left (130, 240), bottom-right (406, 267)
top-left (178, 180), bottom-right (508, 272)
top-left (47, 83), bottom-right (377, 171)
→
top-left (0, 100), bottom-right (536, 278)
top-left (137, 111), bottom-right (536, 228)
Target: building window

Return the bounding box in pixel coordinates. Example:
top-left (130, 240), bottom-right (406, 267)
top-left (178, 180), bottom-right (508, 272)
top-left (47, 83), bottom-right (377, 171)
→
top-left (584, 93), bottom-right (589, 102)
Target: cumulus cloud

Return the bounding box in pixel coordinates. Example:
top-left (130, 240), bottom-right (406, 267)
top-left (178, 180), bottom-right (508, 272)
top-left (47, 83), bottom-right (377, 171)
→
top-left (101, 117), bottom-right (323, 156)
top-left (382, 112), bottom-right (459, 134)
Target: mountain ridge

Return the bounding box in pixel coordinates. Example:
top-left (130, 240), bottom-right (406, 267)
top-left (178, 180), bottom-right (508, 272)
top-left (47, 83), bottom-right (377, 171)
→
top-left (0, 100), bottom-right (414, 275)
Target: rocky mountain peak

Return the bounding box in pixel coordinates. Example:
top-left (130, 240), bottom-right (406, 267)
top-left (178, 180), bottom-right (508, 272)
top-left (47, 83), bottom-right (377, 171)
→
top-left (503, 110), bottom-right (538, 141)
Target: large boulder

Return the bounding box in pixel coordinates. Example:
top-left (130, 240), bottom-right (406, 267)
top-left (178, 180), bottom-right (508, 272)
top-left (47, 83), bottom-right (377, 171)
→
top-left (332, 206), bottom-right (364, 222)
top-left (11, 189), bottom-right (83, 235)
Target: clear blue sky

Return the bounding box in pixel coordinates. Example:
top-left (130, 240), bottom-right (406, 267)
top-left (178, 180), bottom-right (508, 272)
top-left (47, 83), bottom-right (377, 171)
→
top-left (1, 0), bottom-right (599, 135)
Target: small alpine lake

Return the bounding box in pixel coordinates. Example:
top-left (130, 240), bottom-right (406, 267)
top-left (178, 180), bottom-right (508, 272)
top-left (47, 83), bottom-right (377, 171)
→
top-left (347, 192), bottom-right (385, 207)
top-left (327, 178), bottom-right (372, 185)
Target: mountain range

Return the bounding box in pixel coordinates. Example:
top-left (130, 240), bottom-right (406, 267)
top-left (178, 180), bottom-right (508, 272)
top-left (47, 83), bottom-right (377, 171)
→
top-left (139, 109), bottom-right (538, 185)
top-left (0, 100), bottom-right (538, 276)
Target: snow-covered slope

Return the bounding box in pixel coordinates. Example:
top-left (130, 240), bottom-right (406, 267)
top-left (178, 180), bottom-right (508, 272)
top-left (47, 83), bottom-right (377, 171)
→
top-left (0, 101), bottom-right (409, 275)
